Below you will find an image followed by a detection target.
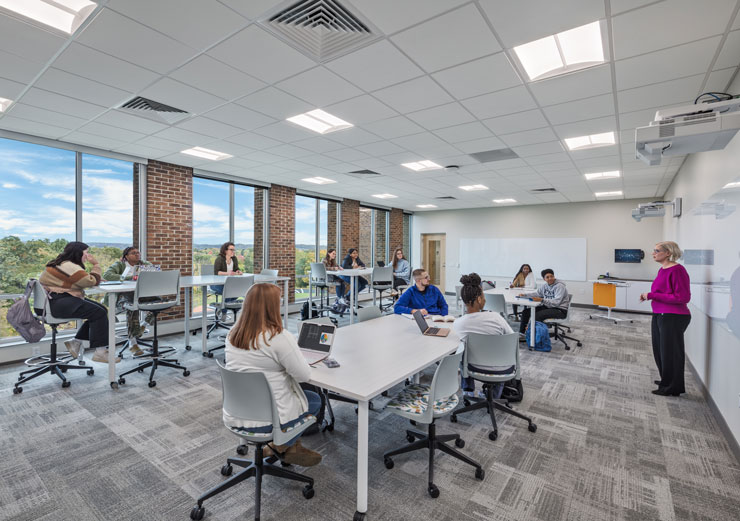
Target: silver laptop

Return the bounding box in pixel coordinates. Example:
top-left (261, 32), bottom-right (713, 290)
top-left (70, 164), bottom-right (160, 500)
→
top-left (298, 322), bottom-right (336, 365)
top-left (412, 310), bottom-right (450, 337)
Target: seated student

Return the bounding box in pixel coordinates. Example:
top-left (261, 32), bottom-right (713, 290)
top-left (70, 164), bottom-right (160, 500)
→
top-left (391, 247), bottom-right (411, 291)
top-left (322, 248), bottom-right (345, 299)
top-left (210, 241), bottom-right (242, 302)
top-left (394, 268), bottom-right (449, 316)
top-left (103, 246), bottom-right (152, 356)
top-left (39, 241), bottom-right (117, 363)
top-left (454, 273), bottom-right (513, 399)
top-left (509, 263), bottom-right (535, 317)
top-left (518, 268), bottom-right (569, 335)
top-left (339, 248), bottom-right (368, 300)
top-left (224, 283), bottom-right (322, 466)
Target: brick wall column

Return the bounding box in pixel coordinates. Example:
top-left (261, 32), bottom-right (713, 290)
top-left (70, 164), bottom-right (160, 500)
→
top-left (254, 189), bottom-right (264, 273)
top-left (133, 163), bottom-right (140, 249)
top-left (266, 184), bottom-right (296, 303)
top-left (341, 199), bottom-right (360, 255)
top-left (389, 208), bottom-right (404, 253)
top-left (145, 160), bottom-right (193, 320)
top-left (327, 201), bottom-right (338, 251)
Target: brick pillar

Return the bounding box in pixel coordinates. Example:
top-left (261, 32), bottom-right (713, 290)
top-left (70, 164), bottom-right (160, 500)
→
top-left (145, 160), bottom-right (193, 320)
top-left (327, 201), bottom-right (338, 251)
top-left (389, 208), bottom-right (404, 253)
top-left (374, 210), bottom-right (387, 264)
top-left (341, 198), bottom-right (360, 254)
top-left (254, 189), bottom-right (264, 273)
top-left (267, 184), bottom-right (296, 303)
top-left (133, 163), bottom-right (140, 249)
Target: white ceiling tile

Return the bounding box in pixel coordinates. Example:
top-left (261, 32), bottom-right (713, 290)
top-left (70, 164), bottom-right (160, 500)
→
top-left (352, 0), bottom-right (469, 35)
top-left (394, 132), bottom-right (454, 152)
top-left (276, 67), bottom-right (363, 107)
top-left (574, 156), bottom-right (621, 170)
top-left (612, 0), bottom-right (735, 59)
top-left (529, 65), bottom-right (613, 106)
top-left (355, 140), bottom-right (406, 156)
top-left (433, 122), bottom-right (493, 144)
top-left (140, 78), bottom-right (226, 115)
top-left (481, 0), bottom-right (605, 48)
top-left (714, 30), bottom-right (740, 70)
top-left (324, 148), bottom-right (371, 162)
top-left (265, 143), bottom-right (314, 159)
top-left (20, 88), bottom-right (106, 119)
top-left (610, 0), bottom-right (660, 15)
top-left (175, 117), bottom-right (243, 140)
top-left (373, 76), bottom-right (453, 113)
top-left (325, 39), bottom-right (424, 92)
top-left (0, 49), bottom-right (44, 84)
top-left (568, 146), bottom-right (619, 161)
top-left (705, 68), bottom-right (736, 92)
top-left (236, 87), bottom-right (314, 120)
top-left (391, 4), bottom-right (501, 73)
top-left (617, 74), bottom-right (704, 113)
top-left (5, 103), bottom-right (87, 130)
top-left (0, 14), bottom-right (65, 64)
top-left (253, 121), bottom-right (317, 143)
top-left (108, 0), bottom-right (247, 49)
top-left (461, 86), bottom-right (537, 119)
top-left (207, 25), bottom-right (315, 83)
top-left (324, 95), bottom-right (397, 125)
top-left (542, 94), bottom-right (615, 125)
top-left (0, 115), bottom-right (70, 139)
top-left (500, 127), bottom-right (558, 147)
top-left (202, 103), bottom-right (276, 131)
top-left (292, 136), bottom-right (346, 154)
top-left (363, 116), bottom-right (426, 139)
top-left (217, 0), bottom-right (283, 20)
top-left (615, 36), bottom-right (721, 90)
top-left (0, 76), bottom-right (25, 100)
top-left (113, 143), bottom-right (173, 158)
top-left (431, 53), bottom-right (522, 100)
top-left (153, 127), bottom-right (214, 146)
top-left (135, 135), bottom-right (189, 152)
top-left (204, 141), bottom-right (255, 157)
top-left (169, 55), bottom-right (266, 100)
top-left (526, 153), bottom-right (572, 166)
top-left (482, 109), bottom-right (549, 135)
top-left (64, 131), bottom-right (127, 150)
top-left (225, 131), bottom-right (282, 150)
top-left (297, 154), bottom-right (342, 168)
top-left (93, 110), bottom-right (170, 134)
top-left (511, 141), bottom-right (565, 157)
top-left (454, 136), bottom-right (506, 154)
top-left (620, 129), bottom-right (635, 144)
top-left (77, 122), bottom-right (146, 143)
top-left (76, 9), bottom-right (194, 74)
top-left (406, 103), bottom-right (475, 131)
top-left (619, 107), bottom-right (662, 130)
top-left (326, 127), bottom-right (383, 147)
top-left (553, 116), bottom-right (617, 139)
top-left (34, 68), bottom-right (132, 108)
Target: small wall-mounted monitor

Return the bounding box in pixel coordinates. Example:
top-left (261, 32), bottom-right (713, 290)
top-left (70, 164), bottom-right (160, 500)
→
top-left (683, 249), bottom-right (715, 265)
top-left (615, 249), bottom-right (644, 263)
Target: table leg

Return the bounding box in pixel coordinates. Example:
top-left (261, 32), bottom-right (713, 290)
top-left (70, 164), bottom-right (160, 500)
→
top-left (308, 278), bottom-right (312, 313)
top-left (349, 276), bottom-right (355, 325)
top-left (356, 399), bottom-right (369, 519)
top-left (283, 279), bottom-right (289, 327)
top-left (201, 288), bottom-right (208, 354)
top-left (184, 287), bottom-right (191, 351)
top-left (108, 292), bottom-right (117, 389)
top-left (530, 304), bottom-right (536, 347)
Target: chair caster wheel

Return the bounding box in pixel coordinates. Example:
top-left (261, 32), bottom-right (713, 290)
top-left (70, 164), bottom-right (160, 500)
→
top-left (280, 461), bottom-right (291, 467)
top-left (221, 464), bottom-right (233, 476)
top-left (110, 382), bottom-right (118, 390)
top-left (589, 315), bottom-right (593, 319)
top-left (190, 506), bottom-right (205, 520)
top-left (463, 398), bottom-right (471, 407)
top-left (428, 484), bottom-right (439, 498)
top-left (236, 445), bottom-right (248, 456)
top-left (61, 368), bottom-right (67, 373)
top-left (207, 352), bottom-right (214, 358)
top-left (202, 352), bottom-right (208, 357)
top-left (577, 342), bottom-right (582, 347)
top-left (137, 368), bottom-right (144, 373)
top-left (529, 423), bottom-right (537, 433)
top-left (489, 431), bottom-right (498, 441)
top-left (409, 420), bottom-right (416, 426)
top-left (148, 381), bottom-right (156, 388)
top-left (183, 370), bottom-right (190, 377)
top-left (118, 377), bottom-right (125, 385)
top-left (325, 423), bottom-right (334, 432)
top-left (384, 457), bottom-right (394, 469)
top-left (302, 485), bottom-right (314, 499)
top-left (406, 433), bottom-right (415, 443)
top-left (353, 512), bottom-right (366, 521)
top-left (185, 345), bottom-right (192, 350)
top-left (79, 360), bottom-right (86, 366)
top-left (475, 467), bottom-right (485, 480)
top-left (61, 381), bottom-right (71, 388)
top-left (450, 415), bottom-right (458, 423)
top-left (455, 438), bottom-right (465, 448)
top-left (13, 386), bottom-right (22, 394)
top-left (87, 369), bottom-right (94, 376)
top-left (565, 346), bottom-right (571, 350)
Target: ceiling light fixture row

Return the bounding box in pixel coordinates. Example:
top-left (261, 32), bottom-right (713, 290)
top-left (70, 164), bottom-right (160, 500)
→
top-left (287, 109), bottom-right (353, 134)
top-left (595, 191), bottom-right (623, 198)
top-left (402, 160), bottom-right (443, 171)
top-left (0, 97), bottom-right (12, 112)
top-left (584, 170), bottom-right (620, 180)
top-left (180, 147), bottom-right (233, 161)
top-left (564, 131), bottom-right (616, 151)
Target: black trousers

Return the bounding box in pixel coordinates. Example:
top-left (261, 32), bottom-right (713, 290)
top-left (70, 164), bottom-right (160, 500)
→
top-left (519, 306), bottom-right (566, 333)
top-left (49, 294), bottom-right (109, 349)
top-left (393, 277), bottom-right (408, 289)
top-left (651, 313), bottom-right (691, 394)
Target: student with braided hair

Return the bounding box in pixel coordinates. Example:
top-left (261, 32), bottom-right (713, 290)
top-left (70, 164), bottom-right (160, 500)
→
top-left (454, 273), bottom-right (513, 399)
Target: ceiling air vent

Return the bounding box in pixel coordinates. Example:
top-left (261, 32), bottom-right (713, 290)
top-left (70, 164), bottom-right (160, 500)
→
top-left (435, 196), bottom-right (457, 200)
top-left (260, 0), bottom-right (381, 62)
top-left (118, 96), bottom-right (190, 125)
top-left (530, 188), bottom-right (558, 193)
top-left (347, 169), bottom-right (381, 178)
top-left (469, 148), bottom-right (519, 163)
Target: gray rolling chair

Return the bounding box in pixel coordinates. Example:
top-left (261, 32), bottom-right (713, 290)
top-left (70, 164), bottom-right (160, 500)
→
top-left (116, 270), bottom-right (189, 388)
top-left (371, 266), bottom-right (393, 312)
top-left (484, 293), bottom-right (507, 317)
top-left (260, 269), bottom-right (279, 277)
top-left (190, 363), bottom-right (315, 521)
top-left (451, 332), bottom-right (537, 441)
top-left (383, 346), bottom-right (484, 498)
top-left (543, 294), bottom-right (583, 350)
top-left (356, 306), bottom-right (381, 322)
top-left (205, 275), bottom-right (255, 358)
top-left (14, 280), bottom-right (94, 394)
top-left (309, 263), bottom-right (332, 317)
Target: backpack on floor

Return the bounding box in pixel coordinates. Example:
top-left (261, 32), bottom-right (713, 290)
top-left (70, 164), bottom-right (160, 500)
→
top-left (525, 321), bottom-right (551, 352)
top-left (300, 301), bottom-right (319, 321)
top-left (501, 378), bottom-right (524, 402)
top-left (299, 383), bottom-right (327, 435)
top-left (6, 279), bottom-right (46, 343)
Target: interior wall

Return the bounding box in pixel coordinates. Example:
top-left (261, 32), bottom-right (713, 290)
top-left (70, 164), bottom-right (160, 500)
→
top-left (411, 198), bottom-right (663, 304)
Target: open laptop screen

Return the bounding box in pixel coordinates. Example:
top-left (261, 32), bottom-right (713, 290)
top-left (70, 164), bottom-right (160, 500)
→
top-left (298, 323), bottom-right (335, 353)
top-left (412, 310), bottom-right (429, 333)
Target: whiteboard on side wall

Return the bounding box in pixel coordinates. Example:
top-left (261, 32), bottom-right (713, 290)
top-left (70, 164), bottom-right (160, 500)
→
top-left (459, 238), bottom-right (587, 281)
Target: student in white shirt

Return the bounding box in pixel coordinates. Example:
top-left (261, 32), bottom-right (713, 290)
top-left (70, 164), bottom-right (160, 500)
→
top-left (454, 273), bottom-right (513, 399)
top-left (224, 283), bottom-right (322, 467)
top-left (509, 263), bottom-right (535, 318)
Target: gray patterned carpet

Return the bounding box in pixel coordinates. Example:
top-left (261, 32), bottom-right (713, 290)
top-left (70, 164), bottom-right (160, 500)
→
top-left (1, 306), bottom-right (739, 521)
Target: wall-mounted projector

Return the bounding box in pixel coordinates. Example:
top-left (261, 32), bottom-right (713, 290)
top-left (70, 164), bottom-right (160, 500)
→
top-left (632, 198), bottom-right (682, 222)
top-left (635, 97), bottom-right (740, 165)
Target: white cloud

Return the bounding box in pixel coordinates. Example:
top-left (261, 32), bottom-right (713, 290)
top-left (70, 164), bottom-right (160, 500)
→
top-left (2, 182), bottom-right (20, 189)
top-left (193, 202), bottom-right (229, 225)
top-left (43, 192), bottom-right (75, 202)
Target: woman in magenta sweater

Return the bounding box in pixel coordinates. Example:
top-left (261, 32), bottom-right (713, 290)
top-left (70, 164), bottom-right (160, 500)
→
top-left (640, 241), bottom-right (691, 396)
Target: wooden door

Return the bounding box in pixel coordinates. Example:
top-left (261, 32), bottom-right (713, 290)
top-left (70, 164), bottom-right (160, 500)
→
top-left (420, 233), bottom-right (446, 292)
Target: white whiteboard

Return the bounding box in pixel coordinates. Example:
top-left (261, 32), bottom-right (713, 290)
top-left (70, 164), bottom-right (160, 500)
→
top-left (459, 238), bottom-right (587, 281)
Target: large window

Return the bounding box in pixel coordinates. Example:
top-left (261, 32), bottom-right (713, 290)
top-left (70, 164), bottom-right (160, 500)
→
top-left (403, 213), bottom-right (411, 263)
top-left (295, 196), bottom-right (336, 301)
top-left (359, 207), bottom-right (389, 267)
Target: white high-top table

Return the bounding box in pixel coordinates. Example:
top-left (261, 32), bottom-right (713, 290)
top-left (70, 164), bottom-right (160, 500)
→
top-left (483, 287), bottom-right (541, 346)
top-left (308, 314), bottom-right (460, 520)
top-left (95, 281), bottom-right (137, 388)
top-left (340, 267), bottom-right (373, 324)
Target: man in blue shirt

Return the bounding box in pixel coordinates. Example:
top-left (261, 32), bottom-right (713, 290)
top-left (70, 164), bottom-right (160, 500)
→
top-left (394, 269), bottom-right (448, 316)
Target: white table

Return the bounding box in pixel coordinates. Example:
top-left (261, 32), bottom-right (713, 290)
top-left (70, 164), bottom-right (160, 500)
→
top-left (308, 314), bottom-right (460, 520)
top-left (483, 287), bottom-right (541, 346)
top-left (340, 267), bottom-right (373, 325)
top-left (96, 282), bottom-right (137, 389)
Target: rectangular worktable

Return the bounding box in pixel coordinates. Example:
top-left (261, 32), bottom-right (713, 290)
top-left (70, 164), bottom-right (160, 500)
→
top-left (483, 287), bottom-right (541, 346)
top-left (308, 314), bottom-right (460, 519)
top-left (310, 268), bottom-right (373, 325)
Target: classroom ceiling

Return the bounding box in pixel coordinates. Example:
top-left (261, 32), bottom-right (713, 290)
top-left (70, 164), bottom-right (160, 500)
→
top-left (0, 0), bottom-right (739, 211)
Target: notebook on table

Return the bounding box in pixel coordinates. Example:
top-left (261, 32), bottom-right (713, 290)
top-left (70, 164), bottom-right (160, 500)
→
top-left (298, 322), bottom-right (336, 365)
top-left (412, 310), bottom-right (450, 337)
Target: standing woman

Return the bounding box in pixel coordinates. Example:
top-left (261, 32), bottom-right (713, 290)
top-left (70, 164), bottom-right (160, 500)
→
top-left (640, 241), bottom-right (691, 396)
top-left (509, 263), bottom-right (534, 317)
top-left (210, 241), bottom-right (242, 298)
top-left (322, 248), bottom-right (345, 299)
top-left (391, 247), bottom-right (411, 290)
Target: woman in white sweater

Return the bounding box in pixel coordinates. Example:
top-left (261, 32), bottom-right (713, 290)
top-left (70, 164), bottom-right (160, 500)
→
top-left (509, 264), bottom-right (535, 318)
top-left (224, 283), bottom-right (322, 467)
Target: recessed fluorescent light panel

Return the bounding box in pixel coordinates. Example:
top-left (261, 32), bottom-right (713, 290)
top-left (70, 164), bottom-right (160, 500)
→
top-left (584, 170), bottom-right (620, 181)
top-left (513, 21), bottom-right (605, 81)
top-left (302, 177), bottom-right (336, 185)
top-left (493, 198), bottom-right (517, 204)
top-left (402, 160), bottom-right (442, 172)
top-left (416, 204), bottom-right (438, 208)
top-left (286, 109), bottom-right (353, 135)
top-left (459, 184), bottom-right (489, 191)
top-left (180, 147), bottom-right (233, 161)
top-left (722, 181), bottom-right (740, 189)
top-left (372, 193), bottom-right (397, 199)
top-left (0, 97), bottom-right (12, 112)
top-left (0, 0), bottom-right (97, 34)
top-left (595, 191), bottom-right (623, 198)
top-left (564, 131), bottom-right (616, 151)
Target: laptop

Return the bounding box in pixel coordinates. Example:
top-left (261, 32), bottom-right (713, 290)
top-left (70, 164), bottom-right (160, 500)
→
top-left (376, 261), bottom-right (385, 267)
top-left (298, 322), bottom-right (336, 365)
top-left (412, 310), bottom-right (450, 337)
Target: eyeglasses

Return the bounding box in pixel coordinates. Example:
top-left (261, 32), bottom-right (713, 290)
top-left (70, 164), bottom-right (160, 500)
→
top-left (227, 247), bottom-right (235, 251)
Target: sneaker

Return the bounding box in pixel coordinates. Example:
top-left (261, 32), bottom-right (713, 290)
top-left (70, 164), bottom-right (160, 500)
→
top-left (271, 441), bottom-right (322, 467)
top-left (64, 339), bottom-right (82, 358)
top-left (463, 390), bottom-right (476, 399)
top-left (129, 342), bottom-right (144, 357)
top-left (92, 348), bottom-right (121, 364)
top-left (477, 389), bottom-right (488, 399)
